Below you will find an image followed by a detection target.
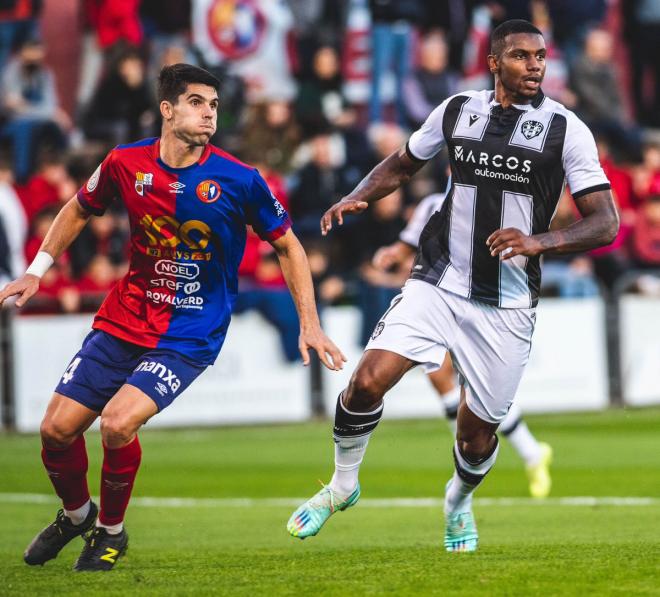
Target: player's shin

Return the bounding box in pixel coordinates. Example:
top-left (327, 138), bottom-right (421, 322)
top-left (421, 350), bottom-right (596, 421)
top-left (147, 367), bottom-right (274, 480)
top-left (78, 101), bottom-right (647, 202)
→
top-left (445, 437), bottom-right (500, 515)
top-left (98, 435), bottom-right (142, 533)
top-left (41, 435), bottom-right (91, 522)
top-left (329, 393), bottom-right (384, 497)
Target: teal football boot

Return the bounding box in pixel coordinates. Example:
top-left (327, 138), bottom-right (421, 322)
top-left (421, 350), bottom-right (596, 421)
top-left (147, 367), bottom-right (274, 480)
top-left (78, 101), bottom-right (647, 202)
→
top-left (287, 484), bottom-right (361, 539)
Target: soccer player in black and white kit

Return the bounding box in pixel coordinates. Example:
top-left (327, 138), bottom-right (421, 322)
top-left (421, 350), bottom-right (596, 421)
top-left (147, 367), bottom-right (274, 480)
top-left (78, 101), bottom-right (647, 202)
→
top-left (287, 20), bottom-right (619, 552)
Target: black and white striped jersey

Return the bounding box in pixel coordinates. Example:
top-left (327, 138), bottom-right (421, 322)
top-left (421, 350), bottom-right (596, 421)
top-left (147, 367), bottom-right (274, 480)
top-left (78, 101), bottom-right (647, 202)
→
top-left (406, 89), bottom-right (610, 308)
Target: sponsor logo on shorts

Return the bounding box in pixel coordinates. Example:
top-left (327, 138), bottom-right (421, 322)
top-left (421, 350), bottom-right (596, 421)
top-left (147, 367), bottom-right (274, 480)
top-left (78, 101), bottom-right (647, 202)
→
top-left (371, 321), bottom-right (385, 340)
top-left (155, 260), bottom-right (199, 280)
top-left (155, 382), bottom-right (168, 396)
top-left (134, 360), bottom-right (181, 393)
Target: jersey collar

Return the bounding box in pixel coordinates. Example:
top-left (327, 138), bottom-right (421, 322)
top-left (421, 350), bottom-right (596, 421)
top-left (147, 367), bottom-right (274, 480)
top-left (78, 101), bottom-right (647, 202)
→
top-left (152, 138), bottom-right (212, 172)
top-left (489, 89), bottom-right (545, 112)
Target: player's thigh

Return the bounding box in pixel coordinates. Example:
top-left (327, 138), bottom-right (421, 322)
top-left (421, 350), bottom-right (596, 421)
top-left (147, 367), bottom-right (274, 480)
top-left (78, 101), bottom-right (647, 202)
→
top-left (40, 393), bottom-right (99, 446)
top-left (347, 348), bottom-right (418, 403)
top-left (365, 280), bottom-right (459, 373)
top-left (100, 383), bottom-right (159, 445)
top-left (453, 303), bottom-right (535, 424)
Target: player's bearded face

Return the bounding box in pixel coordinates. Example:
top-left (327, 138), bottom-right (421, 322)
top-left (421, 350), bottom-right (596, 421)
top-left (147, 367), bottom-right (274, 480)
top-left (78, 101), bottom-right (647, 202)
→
top-left (496, 33), bottom-right (546, 102)
top-left (170, 84), bottom-right (219, 145)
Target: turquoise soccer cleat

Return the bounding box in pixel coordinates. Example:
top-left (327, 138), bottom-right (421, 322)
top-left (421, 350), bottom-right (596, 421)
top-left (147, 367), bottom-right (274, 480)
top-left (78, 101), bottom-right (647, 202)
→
top-left (287, 484), bottom-right (361, 539)
top-left (444, 510), bottom-right (479, 553)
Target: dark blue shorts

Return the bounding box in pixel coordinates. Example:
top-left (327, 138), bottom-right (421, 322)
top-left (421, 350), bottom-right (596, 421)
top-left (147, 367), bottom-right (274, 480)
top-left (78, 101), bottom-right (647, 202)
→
top-left (54, 330), bottom-right (207, 412)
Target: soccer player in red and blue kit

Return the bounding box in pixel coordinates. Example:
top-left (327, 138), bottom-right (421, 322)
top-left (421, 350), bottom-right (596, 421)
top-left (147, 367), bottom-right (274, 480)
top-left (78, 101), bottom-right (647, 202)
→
top-left (0, 64), bottom-right (346, 572)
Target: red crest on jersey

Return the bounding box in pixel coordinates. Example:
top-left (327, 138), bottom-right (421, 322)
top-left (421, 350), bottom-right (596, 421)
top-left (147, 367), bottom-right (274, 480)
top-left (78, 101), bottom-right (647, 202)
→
top-left (196, 180), bottom-right (221, 203)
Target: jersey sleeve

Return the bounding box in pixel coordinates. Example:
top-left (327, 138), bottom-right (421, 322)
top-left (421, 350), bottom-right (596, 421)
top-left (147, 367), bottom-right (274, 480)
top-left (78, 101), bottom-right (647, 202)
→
top-left (246, 170), bottom-right (292, 241)
top-left (399, 193), bottom-right (446, 247)
top-left (76, 150), bottom-right (119, 215)
top-left (406, 98), bottom-right (451, 161)
top-left (562, 113), bottom-right (611, 199)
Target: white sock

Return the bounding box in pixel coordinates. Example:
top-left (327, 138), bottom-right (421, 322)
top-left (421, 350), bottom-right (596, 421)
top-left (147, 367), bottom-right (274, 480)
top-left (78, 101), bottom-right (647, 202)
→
top-left (330, 435), bottom-right (371, 496)
top-left (64, 500), bottom-right (91, 526)
top-left (96, 520), bottom-right (123, 535)
top-left (445, 440), bottom-right (500, 515)
top-left (329, 399), bottom-right (383, 497)
top-left (506, 422), bottom-right (542, 466)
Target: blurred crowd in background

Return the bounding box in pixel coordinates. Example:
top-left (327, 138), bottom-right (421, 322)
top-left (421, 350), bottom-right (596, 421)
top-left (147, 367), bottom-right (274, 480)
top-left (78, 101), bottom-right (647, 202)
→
top-left (0, 0), bottom-right (658, 360)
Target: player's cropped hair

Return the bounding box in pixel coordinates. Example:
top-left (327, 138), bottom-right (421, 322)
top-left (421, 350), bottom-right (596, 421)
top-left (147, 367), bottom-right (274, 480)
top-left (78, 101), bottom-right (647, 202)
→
top-left (490, 19), bottom-right (544, 56)
top-left (157, 63), bottom-right (221, 104)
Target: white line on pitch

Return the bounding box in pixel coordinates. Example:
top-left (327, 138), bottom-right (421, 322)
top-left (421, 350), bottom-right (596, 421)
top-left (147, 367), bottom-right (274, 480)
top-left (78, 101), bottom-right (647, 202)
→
top-left (0, 493), bottom-right (657, 508)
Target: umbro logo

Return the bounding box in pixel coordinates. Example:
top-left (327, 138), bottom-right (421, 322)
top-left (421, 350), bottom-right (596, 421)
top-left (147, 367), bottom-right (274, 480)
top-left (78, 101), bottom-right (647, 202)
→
top-left (521, 120), bottom-right (544, 140)
top-left (169, 181), bottom-right (186, 194)
top-left (468, 114), bottom-right (480, 127)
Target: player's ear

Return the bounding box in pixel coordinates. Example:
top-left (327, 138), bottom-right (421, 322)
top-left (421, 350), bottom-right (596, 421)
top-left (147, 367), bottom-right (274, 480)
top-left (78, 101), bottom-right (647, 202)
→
top-left (160, 100), bottom-right (173, 120)
top-left (487, 53), bottom-right (499, 74)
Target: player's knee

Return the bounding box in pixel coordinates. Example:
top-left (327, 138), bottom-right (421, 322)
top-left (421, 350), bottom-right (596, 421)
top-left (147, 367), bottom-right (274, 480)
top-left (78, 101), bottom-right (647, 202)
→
top-left (457, 432), bottom-right (496, 461)
top-left (100, 414), bottom-right (135, 448)
top-left (345, 370), bottom-right (385, 411)
top-left (40, 418), bottom-right (78, 448)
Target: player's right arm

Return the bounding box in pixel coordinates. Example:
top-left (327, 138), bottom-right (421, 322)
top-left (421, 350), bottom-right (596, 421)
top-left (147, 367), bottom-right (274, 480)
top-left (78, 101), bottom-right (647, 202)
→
top-left (320, 98), bottom-right (452, 236)
top-left (0, 197), bottom-right (92, 308)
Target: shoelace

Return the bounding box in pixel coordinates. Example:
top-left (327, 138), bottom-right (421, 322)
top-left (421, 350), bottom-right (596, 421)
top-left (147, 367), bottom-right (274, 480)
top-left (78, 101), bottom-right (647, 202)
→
top-left (307, 482), bottom-right (338, 514)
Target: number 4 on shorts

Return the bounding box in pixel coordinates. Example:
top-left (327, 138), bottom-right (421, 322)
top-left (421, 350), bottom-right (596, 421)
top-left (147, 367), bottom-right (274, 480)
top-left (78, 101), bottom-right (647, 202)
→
top-left (61, 357), bottom-right (81, 384)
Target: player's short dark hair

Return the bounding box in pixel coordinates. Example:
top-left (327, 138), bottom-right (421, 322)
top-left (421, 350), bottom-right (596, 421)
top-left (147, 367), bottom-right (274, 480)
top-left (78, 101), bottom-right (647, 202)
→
top-left (157, 63), bottom-right (220, 104)
top-left (491, 20), bottom-right (543, 56)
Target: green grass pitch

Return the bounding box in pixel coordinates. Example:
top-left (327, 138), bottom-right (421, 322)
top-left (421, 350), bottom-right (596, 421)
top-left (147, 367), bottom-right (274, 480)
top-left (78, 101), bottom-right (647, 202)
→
top-left (1, 407), bottom-right (658, 596)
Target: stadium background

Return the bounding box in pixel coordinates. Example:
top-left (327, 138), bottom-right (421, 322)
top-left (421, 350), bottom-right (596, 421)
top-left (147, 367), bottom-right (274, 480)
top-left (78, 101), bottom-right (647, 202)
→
top-left (0, 0), bottom-right (658, 594)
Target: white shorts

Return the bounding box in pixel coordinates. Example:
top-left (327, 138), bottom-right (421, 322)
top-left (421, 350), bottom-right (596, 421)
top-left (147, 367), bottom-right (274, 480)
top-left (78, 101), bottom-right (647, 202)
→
top-left (365, 279), bottom-right (536, 423)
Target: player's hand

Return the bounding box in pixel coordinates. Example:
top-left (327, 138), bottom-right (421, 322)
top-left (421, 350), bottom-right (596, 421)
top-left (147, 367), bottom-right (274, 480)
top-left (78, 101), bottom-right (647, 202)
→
top-left (0, 274), bottom-right (40, 308)
top-left (372, 245), bottom-right (403, 271)
top-left (486, 228), bottom-right (543, 261)
top-left (299, 327), bottom-right (347, 371)
top-left (320, 198), bottom-right (369, 236)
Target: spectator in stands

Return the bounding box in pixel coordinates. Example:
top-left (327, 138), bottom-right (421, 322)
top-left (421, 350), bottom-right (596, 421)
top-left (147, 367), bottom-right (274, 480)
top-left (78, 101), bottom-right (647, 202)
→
top-left (82, 45), bottom-right (157, 145)
top-left (402, 31), bottom-right (458, 128)
top-left (0, 160), bottom-right (27, 284)
top-left (15, 152), bottom-right (73, 222)
top-left (570, 29), bottom-right (640, 160)
top-left (0, 39), bottom-right (70, 182)
top-left (623, 0), bottom-right (660, 127)
top-left (546, 0), bottom-right (607, 67)
top-left (289, 129), bottom-right (354, 239)
top-left (241, 100), bottom-right (301, 174)
top-left (76, 253), bottom-right (119, 311)
top-left (368, 0), bottom-right (425, 125)
top-left (0, 0), bottom-right (42, 71)
top-left (632, 141), bottom-right (660, 204)
top-left (295, 44), bottom-right (349, 136)
top-left (631, 192), bottom-right (660, 270)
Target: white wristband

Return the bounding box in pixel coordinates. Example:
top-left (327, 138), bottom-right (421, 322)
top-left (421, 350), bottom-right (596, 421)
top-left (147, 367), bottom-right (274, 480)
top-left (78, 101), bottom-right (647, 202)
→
top-left (25, 251), bottom-right (54, 278)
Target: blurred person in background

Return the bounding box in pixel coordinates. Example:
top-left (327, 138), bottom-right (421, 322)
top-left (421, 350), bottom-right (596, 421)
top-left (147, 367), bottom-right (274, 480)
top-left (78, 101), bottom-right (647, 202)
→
top-left (15, 152), bottom-right (74, 223)
top-left (570, 29), bottom-right (640, 161)
top-left (241, 99), bottom-right (301, 174)
top-left (82, 45), bottom-right (157, 145)
top-left (368, 0), bottom-right (424, 125)
top-left (0, 0), bottom-right (42, 71)
top-left (632, 141), bottom-right (660, 204)
top-left (0, 159), bottom-right (27, 284)
top-left (0, 39), bottom-right (70, 182)
top-left (623, 0), bottom-right (660, 128)
top-left (402, 31), bottom-right (459, 129)
top-left (630, 191), bottom-right (660, 296)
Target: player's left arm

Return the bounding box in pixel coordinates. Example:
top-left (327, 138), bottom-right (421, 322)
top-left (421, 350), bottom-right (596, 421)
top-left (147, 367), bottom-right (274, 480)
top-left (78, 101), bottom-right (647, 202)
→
top-left (270, 229), bottom-right (347, 371)
top-left (487, 189), bottom-right (619, 260)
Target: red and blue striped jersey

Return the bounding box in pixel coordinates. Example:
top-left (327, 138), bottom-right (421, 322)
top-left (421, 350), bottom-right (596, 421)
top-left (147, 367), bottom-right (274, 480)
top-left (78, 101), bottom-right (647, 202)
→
top-left (77, 137), bottom-right (291, 364)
